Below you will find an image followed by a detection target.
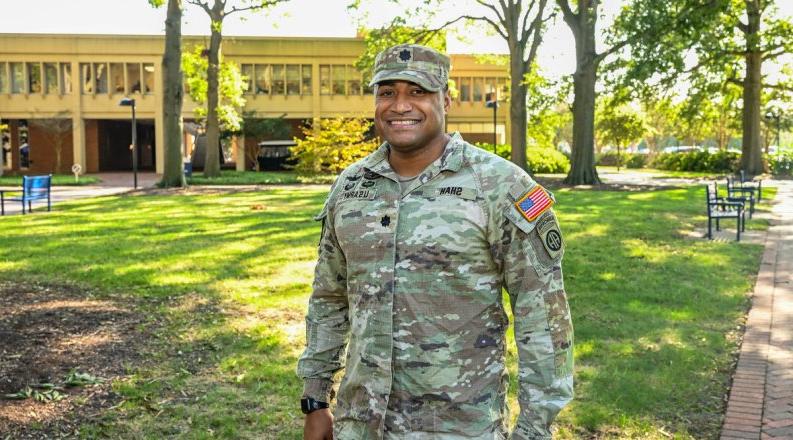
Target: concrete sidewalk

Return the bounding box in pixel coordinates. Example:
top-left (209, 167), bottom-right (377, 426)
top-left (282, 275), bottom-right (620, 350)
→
top-left (721, 180), bottom-right (793, 439)
top-left (0, 172), bottom-right (158, 216)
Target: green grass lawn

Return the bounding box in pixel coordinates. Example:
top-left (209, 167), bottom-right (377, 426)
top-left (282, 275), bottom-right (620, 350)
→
top-left (186, 170), bottom-right (335, 185)
top-left (0, 174), bottom-right (101, 186)
top-left (0, 185), bottom-right (773, 439)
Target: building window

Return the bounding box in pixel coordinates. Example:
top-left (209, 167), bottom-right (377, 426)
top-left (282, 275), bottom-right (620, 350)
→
top-left (348, 66), bottom-right (362, 95)
top-left (0, 63), bottom-right (8, 94)
top-left (473, 77), bottom-right (483, 102)
top-left (319, 65), bottom-right (331, 95)
top-left (332, 65), bottom-right (345, 95)
top-left (272, 64), bottom-right (285, 95)
top-left (27, 62), bottom-right (42, 93)
top-left (301, 64), bottom-right (312, 95)
top-left (286, 64), bottom-right (300, 95)
top-left (110, 63), bottom-right (125, 93)
top-left (255, 64), bottom-right (271, 94)
top-left (60, 63), bottom-right (72, 94)
top-left (459, 77), bottom-right (471, 102)
top-left (43, 63), bottom-right (58, 94)
top-left (241, 64), bottom-right (253, 94)
top-left (142, 63), bottom-right (154, 94)
top-left (80, 63), bottom-right (93, 94)
top-left (127, 63), bottom-right (141, 93)
top-left (94, 63), bottom-right (108, 94)
top-left (10, 63), bottom-right (24, 94)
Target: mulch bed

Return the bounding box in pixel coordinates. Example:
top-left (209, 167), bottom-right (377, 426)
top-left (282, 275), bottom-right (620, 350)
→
top-left (0, 282), bottom-right (150, 438)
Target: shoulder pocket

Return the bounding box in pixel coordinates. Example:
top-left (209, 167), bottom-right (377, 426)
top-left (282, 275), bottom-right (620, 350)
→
top-left (505, 208), bottom-right (564, 271)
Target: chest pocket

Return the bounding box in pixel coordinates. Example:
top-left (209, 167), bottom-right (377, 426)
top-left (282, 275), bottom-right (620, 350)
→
top-left (401, 186), bottom-right (487, 253)
top-left (332, 194), bottom-right (393, 263)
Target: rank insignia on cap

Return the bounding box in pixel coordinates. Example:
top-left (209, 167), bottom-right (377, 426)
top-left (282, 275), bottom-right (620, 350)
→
top-left (398, 48), bottom-right (412, 63)
top-left (514, 186), bottom-right (554, 222)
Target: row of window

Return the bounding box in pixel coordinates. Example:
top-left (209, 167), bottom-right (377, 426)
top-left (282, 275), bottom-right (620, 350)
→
top-left (0, 61), bottom-right (508, 100)
top-left (0, 62), bottom-right (72, 94)
top-left (319, 65), bottom-right (372, 96)
top-left (453, 76), bottom-right (508, 103)
top-left (0, 61), bottom-right (156, 95)
top-left (240, 64), bottom-right (312, 96)
top-left (80, 62), bottom-right (155, 95)
top-left (239, 64), bottom-right (374, 97)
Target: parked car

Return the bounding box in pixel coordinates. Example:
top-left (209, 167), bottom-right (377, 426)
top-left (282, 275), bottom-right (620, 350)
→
top-left (662, 145), bottom-right (701, 154)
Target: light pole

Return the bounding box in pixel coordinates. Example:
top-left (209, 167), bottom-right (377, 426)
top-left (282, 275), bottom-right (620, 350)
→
top-left (119, 98), bottom-right (137, 189)
top-left (485, 92), bottom-right (498, 154)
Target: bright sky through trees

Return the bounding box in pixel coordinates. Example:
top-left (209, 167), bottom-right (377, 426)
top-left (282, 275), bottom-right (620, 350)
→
top-left (1, 0), bottom-right (790, 82)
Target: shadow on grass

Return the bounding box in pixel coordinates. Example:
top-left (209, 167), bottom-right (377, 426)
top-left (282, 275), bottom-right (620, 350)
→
top-left (0, 185), bottom-right (767, 439)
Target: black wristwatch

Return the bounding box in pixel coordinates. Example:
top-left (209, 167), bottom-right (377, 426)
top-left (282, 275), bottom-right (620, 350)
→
top-left (301, 397), bottom-right (329, 414)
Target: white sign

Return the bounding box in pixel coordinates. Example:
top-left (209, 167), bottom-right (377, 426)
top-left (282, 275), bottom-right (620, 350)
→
top-left (71, 163), bottom-right (82, 183)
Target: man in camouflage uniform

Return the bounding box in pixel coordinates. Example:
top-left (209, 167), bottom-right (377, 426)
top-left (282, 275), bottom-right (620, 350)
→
top-left (298, 44), bottom-right (573, 440)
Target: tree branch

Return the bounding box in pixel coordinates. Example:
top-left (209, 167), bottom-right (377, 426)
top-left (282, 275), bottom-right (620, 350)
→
top-left (523, 0), bottom-right (549, 69)
top-left (474, 0), bottom-right (507, 28)
top-left (763, 82), bottom-right (793, 92)
top-left (186, 0), bottom-right (211, 14)
top-left (227, 0), bottom-right (287, 16)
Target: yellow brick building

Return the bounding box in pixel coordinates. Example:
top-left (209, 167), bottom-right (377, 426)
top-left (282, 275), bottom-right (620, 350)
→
top-left (0, 33), bottom-right (509, 175)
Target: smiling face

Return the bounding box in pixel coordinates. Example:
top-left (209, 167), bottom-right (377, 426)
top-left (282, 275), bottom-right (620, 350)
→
top-left (374, 80), bottom-right (451, 155)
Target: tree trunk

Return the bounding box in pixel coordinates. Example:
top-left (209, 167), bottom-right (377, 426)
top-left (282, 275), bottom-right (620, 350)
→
top-left (563, 4), bottom-right (601, 185)
top-left (740, 4), bottom-right (764, 176)
top-left (161, 0), bottom-right (185, 187)
top-left (203, 14), bottom-right (223, 178)
top-left (162, 0), bottom-right (185, 185)
top-left (509, 56), bottom-right (529, 172)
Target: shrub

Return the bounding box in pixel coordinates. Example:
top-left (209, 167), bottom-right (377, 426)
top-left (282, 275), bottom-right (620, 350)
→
top-left (474, 142), bottom-right (571, 174)
top-left (527, 147), bottom-right (571, 174)
top-left (768, 149), bottom-right (793, 176)
top-left (290, 117), bottom-right (379, 174)
top-left (650, 150), bottom-right (740, 173)
top-left (626, 154), bottom-right (648, 169)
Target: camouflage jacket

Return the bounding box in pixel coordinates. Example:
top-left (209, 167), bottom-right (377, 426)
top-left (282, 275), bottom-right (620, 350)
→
top-left (297, 133), bottom-right (574, 439)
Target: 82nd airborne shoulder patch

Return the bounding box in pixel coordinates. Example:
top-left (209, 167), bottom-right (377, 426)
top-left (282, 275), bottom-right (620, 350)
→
top-left (514, 185), bottom-right (554, 222)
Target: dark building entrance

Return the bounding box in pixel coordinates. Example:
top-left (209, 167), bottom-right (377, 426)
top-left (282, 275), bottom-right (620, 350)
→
top-left (98, 120), bottom-right (156, 171)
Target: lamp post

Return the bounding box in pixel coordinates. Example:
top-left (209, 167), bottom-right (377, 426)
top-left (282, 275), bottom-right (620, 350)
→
top-left (764, 109), bottom-right (781, 148)
top-left (485, 91), bottom-right (498, 154)
top-left (119, 98), bottom-right (137, 189)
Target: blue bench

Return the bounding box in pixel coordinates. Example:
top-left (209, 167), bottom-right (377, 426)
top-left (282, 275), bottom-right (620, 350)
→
top-left (0, 174), bottom-right (52, 215)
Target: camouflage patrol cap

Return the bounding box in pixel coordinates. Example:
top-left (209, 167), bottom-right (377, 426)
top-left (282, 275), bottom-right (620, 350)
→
top-left (369, 44), bottom-right (450, 92)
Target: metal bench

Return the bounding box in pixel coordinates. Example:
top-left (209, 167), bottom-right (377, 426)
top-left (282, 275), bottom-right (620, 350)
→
top-left (706, 182), bottom-right (745, 241)
top-left (739, 169), bottom-right (762, 202)
top-left (726, 176), bottom-right (755, 218)
top-left (0, 174), bottom-right (52, 215)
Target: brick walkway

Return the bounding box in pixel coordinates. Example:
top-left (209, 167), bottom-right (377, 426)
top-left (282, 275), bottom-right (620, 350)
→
top-left (721, 181), bottom-right (793, 440)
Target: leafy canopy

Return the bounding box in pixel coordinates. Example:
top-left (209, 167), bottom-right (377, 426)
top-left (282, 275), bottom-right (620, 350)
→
top-left (182, 45), bottom-right (248, 132)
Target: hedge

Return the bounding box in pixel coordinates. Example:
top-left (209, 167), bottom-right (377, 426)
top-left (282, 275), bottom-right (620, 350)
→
top-left (475, 142), bottom-right (571, 174)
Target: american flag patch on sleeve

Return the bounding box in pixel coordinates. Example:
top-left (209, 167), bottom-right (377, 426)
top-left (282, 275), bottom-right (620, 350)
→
top-left (514, 185), bottom-right (554, 222)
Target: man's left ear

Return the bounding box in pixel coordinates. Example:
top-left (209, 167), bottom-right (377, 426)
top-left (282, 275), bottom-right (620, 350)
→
top-left (443, 91), bottom-right (452, 112)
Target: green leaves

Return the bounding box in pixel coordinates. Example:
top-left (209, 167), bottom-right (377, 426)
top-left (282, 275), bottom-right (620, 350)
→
top-left (182, 44), bottom-right (248, 132)
top-left (290, 117), bottom-right (379, 174)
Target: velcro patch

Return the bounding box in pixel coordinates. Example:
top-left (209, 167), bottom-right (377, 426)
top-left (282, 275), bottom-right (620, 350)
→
top-left (514, 186), bottom-right (554, 222)
top-left (537, 214), bottom-right (564, 261)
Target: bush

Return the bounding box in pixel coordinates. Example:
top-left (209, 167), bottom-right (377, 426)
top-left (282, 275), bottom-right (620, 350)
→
top-left (290, 117), bottom-right (379, 174)
top-left (527, 147), bottom-right (571, 173)
top-left (768, 149), bottom-right (793, 176)
top-left (625, 154), bottom-right (647, 169)
top-left (474, 142), bottom-right (571, 174)
top-left (650, 150), bottom-right (740, 173)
